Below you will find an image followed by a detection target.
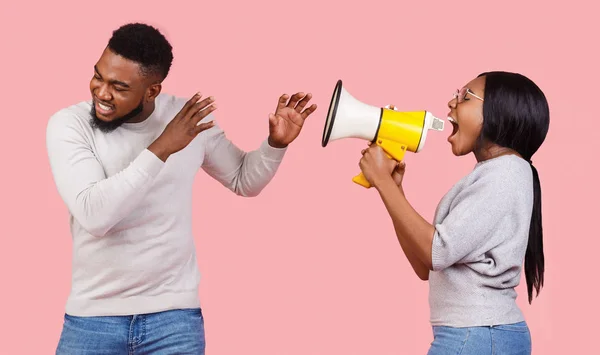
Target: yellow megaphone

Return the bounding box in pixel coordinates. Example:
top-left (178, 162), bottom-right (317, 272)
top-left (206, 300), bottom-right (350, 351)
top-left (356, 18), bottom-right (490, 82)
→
top-left (322, 80), bottom-right (445, 188)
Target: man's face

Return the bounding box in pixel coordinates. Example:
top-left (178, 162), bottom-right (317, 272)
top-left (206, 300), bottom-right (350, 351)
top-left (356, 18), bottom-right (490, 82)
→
top-left (89, 47), bottom-right (152, 132)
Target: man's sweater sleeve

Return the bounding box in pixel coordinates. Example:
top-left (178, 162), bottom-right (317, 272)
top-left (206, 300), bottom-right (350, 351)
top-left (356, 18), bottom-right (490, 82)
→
top-left (46, 112), bottom-right (165, 237)
top-left (200, 117), bottom-right (287, 197)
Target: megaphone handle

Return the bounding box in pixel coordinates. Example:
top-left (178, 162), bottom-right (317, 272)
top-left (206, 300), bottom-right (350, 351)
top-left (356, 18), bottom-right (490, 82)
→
top-left (352, 146), bottom-right (398, 188)
top-left (352, 172), bottom-right (372, 188)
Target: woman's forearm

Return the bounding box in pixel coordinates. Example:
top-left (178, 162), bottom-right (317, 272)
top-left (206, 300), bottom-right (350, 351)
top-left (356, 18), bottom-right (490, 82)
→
top-left (395, 228), bottom-right (431, 280)
top-left (374, 176), bottom-right (435, 273)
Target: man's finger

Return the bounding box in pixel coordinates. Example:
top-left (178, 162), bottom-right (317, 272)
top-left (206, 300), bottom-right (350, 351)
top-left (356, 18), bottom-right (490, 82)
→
top-left (276, 94), bottom-right (289, 112)
top-left (287, 92), bottom-right (305, 109)
top-left (294, 93), bottom-right (312, 112)
top-left (186, 96), bottom-right (215, 119)
top-left (301, 104), bottom-right (317, 119)
top-left (179, 92), bottom-right (203, 118)
top-left (192, 121), bottom-right (216, 135)
top-left (191, 104), bottom-right (217, 126)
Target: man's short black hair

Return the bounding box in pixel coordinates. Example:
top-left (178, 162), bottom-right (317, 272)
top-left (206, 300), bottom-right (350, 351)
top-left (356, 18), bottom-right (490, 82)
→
top-left (107, 23), bottom-right (173, 81)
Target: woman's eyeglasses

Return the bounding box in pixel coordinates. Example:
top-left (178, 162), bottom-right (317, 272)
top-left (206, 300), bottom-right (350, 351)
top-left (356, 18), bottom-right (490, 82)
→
top-left (454, 87), bottom-right (484, 104)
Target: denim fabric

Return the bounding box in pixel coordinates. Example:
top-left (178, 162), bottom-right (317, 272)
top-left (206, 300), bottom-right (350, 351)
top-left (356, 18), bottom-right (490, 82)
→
top-left (56, 308), bottom-right (205, 355)
top-left (427, 321), bottom-right (531, 355)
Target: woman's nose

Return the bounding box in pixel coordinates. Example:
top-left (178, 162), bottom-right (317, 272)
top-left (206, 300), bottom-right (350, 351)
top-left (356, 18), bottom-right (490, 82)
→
top-left (448, 98), bottom-right (457, 109)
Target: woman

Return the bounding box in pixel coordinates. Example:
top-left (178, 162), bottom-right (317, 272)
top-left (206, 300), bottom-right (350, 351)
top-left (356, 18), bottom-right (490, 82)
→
top-left (359, 71), bottom-right (548, 354)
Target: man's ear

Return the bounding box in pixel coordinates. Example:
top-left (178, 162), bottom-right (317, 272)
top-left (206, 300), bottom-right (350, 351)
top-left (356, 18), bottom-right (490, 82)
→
top-left (146, 82), bottom-right (162, 102)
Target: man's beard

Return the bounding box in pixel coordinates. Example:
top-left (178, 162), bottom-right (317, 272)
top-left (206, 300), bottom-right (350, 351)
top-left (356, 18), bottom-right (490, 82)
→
top-left (90, 98), bottom-right (144, 133)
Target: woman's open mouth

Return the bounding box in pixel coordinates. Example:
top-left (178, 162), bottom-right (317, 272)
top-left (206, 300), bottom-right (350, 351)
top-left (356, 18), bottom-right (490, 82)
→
top-left (448, 116), bottom-right (459, 137)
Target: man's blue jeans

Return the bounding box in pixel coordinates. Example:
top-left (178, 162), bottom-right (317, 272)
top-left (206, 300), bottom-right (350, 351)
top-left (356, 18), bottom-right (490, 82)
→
top-left (56, 308), bottom-right (205, 355)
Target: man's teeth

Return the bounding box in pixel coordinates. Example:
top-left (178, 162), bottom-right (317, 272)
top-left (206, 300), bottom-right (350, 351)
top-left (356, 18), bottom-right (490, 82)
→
top-left (98, 102), bottom-right (113, 111)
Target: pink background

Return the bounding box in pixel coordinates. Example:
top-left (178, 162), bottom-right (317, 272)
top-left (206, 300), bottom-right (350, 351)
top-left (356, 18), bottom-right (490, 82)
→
top-left (1, 0), bottom-right (598, 353)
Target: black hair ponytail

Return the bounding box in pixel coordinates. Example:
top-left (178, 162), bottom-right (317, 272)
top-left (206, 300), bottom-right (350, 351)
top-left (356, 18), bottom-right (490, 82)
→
top-left (525, 162), bottom-right (544, 303)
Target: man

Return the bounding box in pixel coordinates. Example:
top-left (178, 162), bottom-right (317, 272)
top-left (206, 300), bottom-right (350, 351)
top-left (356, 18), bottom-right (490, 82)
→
top-left (47, 23), bottom-right (316, 354)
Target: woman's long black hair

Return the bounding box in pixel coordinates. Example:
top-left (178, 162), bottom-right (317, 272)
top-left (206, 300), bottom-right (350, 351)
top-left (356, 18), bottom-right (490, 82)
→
top-left (477, 71), bottom-right (550, 303)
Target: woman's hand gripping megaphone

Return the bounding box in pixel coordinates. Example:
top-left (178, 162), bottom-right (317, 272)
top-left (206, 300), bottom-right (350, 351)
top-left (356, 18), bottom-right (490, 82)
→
top-left (358, 104), bottom-right (407, 191)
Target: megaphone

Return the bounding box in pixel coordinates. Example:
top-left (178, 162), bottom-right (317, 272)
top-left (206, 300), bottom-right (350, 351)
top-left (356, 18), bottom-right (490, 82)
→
top-left (322, 79), bottom-right (445, 188)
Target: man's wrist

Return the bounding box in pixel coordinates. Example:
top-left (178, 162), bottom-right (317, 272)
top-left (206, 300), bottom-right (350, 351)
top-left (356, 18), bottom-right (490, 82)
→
top-left (148, 139), bottom-right (171, 162)
top-left (268, 136), bottom-right (288, 149)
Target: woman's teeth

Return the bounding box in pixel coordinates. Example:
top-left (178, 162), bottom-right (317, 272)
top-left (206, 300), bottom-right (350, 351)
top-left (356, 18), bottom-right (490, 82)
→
top-left (448, 116), bottom-right (458, 136)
